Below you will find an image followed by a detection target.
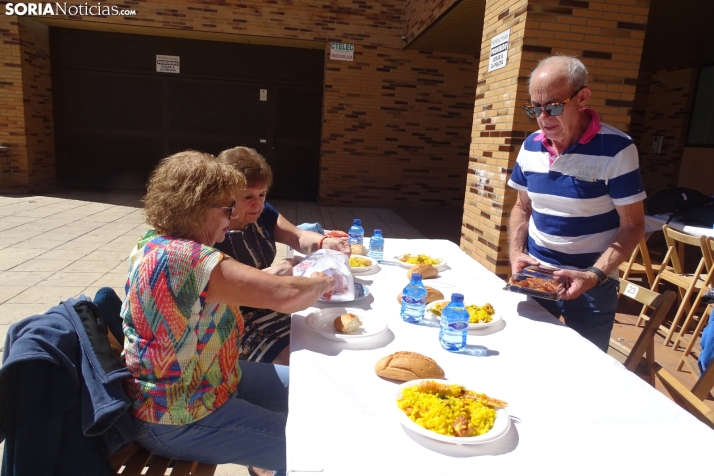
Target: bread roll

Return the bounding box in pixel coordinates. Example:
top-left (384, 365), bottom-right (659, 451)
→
top-left (351, 244), bottom-right (367, 256)
top-left (427, 287), bottom-right (444, 303)
top-left (375, 351), bottom-right (445, 382)
top-left (397, 286), bottom-right (444, 304)
top-left (333, 313), bottom-right (362, 333)
top-left (407, 264), bottom-right (438, 279)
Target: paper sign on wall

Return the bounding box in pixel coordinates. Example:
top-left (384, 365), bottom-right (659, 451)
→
top-left (329, 42), bottom-right (354, 61)
top-left (488, 29), bottom-right (510, 72)
top-left (156, 55), bottom-right (180, 73)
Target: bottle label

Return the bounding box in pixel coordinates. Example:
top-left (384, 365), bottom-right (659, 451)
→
top-left (402, 295), bottom-right (426, 305)
top-left (447, 321), bottom-right (469, 331)
top-left (349, 232), bottom-right (363, 244)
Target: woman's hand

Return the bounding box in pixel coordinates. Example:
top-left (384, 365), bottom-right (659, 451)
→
top-left (321, 237), bottom-right (351, 255)
top-left (209, 260), bottom-right (336, 313)
top-left (310, 271), bottom-right (336, 301)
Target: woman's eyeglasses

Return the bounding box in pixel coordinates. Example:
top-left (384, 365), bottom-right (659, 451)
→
top-left (211, 201), bottom-right (235, 219)
top-left (523, 86), bottom-right (585, 118)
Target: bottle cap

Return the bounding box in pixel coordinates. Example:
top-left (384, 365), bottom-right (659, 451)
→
top-left (411, 273), bottom-right (422, 281)
top-left (451, 293), bottom-right (464, 301)
top-left (374, 229), bottom-right (382, 235)
top-left (353, 218), bottom-right (361, 225)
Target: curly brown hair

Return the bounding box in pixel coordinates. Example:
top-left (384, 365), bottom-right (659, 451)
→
top-left (144, 150), bottom-right (246, 239)
top-left (216, 146), bottom-right (273, 188)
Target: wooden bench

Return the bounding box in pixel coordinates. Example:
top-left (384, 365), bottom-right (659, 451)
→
top-left (110, 443), bottom-right (217, 475)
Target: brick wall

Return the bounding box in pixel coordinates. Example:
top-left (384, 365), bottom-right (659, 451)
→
top-left (18, 18), bottom-right (55, 190)
top-left (464, 0), bottom-right (650, 277)
top-left (0, 17), bottom-right (26, 190)
top-left (44, 1), bottom-right (406, 47)
top-left (630, 67), bottom-right (696, 194)
top-left (320, 45), bottom-right (476, 206)
top-left (2, 0), bottom-right (478, 206)
top-left (404, 0), bottom-right (459, 43)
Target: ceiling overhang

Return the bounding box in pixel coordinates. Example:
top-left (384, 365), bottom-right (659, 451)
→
top-left (405, 0), bottom-right (486, 56)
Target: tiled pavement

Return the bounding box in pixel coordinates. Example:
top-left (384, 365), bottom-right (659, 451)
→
top-left (1, 191), bottom-right (712, 472)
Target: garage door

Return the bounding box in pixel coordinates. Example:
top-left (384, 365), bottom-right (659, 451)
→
top-left (50, 28), bottom-right (323, 200)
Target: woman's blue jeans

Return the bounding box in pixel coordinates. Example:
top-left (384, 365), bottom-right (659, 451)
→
top-left (133, 361), bottom-right (289, 475)
top-left (533, 278), bottom-right (618, 352)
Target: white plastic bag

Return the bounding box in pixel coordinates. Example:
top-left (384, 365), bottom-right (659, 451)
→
top-left (292, 249), bottom-right (355, 301)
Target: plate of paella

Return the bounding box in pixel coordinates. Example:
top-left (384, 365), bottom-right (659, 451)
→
top-left (395, 253), bottom-right (447, 269)
top-left (349, 255), bottom-right (378, 273)
top-left (394, 379), bottom-right (510, 445)
top-left (426, 301), bottom-right (503, 329)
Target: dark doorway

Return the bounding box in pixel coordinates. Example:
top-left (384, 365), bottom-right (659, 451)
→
top-left (50, 28), bottom-right (324, 199)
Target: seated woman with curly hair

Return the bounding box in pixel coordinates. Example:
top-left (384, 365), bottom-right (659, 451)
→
top-left (122, 150), bottom-right (334, 476)
top-left (215, 146), bottom-right (350, 364)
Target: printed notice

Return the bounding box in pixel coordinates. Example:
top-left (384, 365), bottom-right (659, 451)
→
top-left (329, 42), bottom-right (354, 61)
top-left (156, 55), bottom-right (180, 74)
top-left (488, 29), bottom-right (510, 72)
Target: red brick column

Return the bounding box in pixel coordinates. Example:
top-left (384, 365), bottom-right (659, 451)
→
top-left (0, 17), bottom-right (55, 192)
top-left (462, 0), bottom-right (650, 278)
top-left (0, 17), bottom-right (26, 191)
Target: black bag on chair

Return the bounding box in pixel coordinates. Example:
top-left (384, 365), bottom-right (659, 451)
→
top-left (645, 187), bottom-right (713, 216)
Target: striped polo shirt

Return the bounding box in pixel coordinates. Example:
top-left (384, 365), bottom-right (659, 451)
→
top-left (507, 109), bottom-right (646, 273)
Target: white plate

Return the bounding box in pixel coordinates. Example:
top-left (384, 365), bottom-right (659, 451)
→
top-left (395, 254), bottom-right (447, 269)
top-left (350, 256), bottom-right (378, 273)
top-left (318, 282), bottom-right (370, 303)
top-left (394, 379), bottom-right (511, 445)
top-left (426, 300), bottom-right (503, 329)
top-left (304, 308), bottom-right (387, 342)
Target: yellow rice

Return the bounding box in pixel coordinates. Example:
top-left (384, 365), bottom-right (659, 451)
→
top-left (399, 253), bottom-right (442, 265)
top-left (397, 384), bottom-right (496, 437)
top-left (430, 302), bottom-right (495, 324)
top-left (465, 303), bottom-right (495, 324)
top-left (349, 256), bottom-right (372, 267)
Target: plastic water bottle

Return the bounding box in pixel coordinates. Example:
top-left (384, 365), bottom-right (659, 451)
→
top-left (400, 273), bottom-right (427, 324)
top-left (368, 229), bottom-right (384, 261)
top-left (348, 218), bottom-right (364, 245)
top-left (439, 293), bottom-right (469, 352)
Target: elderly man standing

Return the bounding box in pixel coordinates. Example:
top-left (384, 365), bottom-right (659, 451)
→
top-left (507, 55), bottom-right (646, 352)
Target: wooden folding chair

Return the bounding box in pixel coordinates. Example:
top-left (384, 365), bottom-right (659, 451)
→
top-left (652, 362), bottom-right (714, 430)
top-left (610, 278), bottom-right (676, 385)
top-left (110, 443), bottom-right (218, 475)
top-left (691, 358), bottom-right (714, 401)
top-left (675, 301), bottom-right (713, 374)
top-left (640, 225), bottom-right (712, 346)
top-left (619, 237), bottom-right (659, 289)
top-left (673, 238), bottom-right (714, 374)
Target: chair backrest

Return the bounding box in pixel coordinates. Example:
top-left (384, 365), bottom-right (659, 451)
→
top-left (692, 331), bottom-right (714, 400)
top-left (617, 278), bottom-right (677, 373)
top-left (619, 238), bottom-right (656, 285)
top-left (652, 362), bottom-right (714, 430)
top-left (662, 224), bottom-right (712, 274)
top-left (706, 236), bottom-right (714, 275)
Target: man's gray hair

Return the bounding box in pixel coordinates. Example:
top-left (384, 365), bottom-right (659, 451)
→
top-left (529, 54), bottom-right (589, 90)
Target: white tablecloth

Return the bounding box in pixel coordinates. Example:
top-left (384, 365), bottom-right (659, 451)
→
top-left (286, 239), bottom-right (714, 475)
top-left (645, 213), bottom-right (714, 238)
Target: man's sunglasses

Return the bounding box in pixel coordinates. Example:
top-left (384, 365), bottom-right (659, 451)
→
top-left (523, 86), bottom-right (585, 118)
top-left (211, 201), bottom-right (236, 219)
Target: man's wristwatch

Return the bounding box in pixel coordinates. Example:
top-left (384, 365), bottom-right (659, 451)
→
top-left (586, 266), bottom-right (607, 286)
